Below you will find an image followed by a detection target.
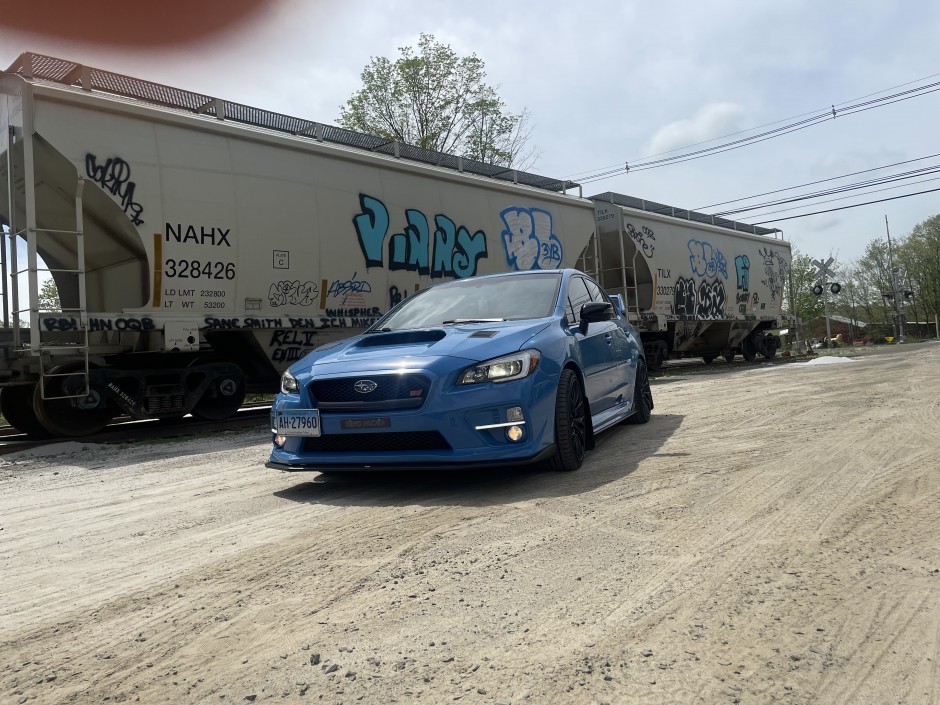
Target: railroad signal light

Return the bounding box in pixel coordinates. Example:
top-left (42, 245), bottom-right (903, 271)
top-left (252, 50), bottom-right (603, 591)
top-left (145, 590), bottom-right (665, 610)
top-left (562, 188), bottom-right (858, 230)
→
top-left (812, 284), bottom-right (824, 296)
top-left (830, 282), bottom-right (841, 295)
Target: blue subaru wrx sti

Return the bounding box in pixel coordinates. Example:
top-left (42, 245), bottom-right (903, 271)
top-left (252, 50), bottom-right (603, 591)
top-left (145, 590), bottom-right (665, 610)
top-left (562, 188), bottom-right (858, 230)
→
top-left (266, 269), bottom-right (653, 472)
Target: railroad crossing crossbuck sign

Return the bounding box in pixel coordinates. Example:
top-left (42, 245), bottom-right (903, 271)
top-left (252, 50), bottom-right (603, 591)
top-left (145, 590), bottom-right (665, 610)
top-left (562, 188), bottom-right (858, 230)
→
top-left (812, 257), bottom-right (836, 281)
top-left (811, 256), bottom-right (841, 296)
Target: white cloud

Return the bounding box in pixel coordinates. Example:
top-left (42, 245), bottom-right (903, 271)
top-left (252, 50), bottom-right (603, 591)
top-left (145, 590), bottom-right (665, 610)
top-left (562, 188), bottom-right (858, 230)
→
top-left (643, 103), bottom-right (747, 158)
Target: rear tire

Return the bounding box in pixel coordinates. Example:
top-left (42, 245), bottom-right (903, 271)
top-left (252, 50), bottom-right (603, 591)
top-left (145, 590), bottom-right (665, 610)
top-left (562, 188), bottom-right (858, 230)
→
top-left (626, 359), bottom-right (653, 425)
top-left (545, 369), bottom-right (587, 472)
top-left (724, 352), bottom-right (736, 363)
top-left (702, 354), bottom-right (715, 364)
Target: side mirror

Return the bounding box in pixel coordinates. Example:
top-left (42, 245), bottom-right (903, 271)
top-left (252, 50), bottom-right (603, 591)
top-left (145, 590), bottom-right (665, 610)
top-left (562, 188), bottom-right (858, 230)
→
top-left (579, 301), bottom-right (613, 333)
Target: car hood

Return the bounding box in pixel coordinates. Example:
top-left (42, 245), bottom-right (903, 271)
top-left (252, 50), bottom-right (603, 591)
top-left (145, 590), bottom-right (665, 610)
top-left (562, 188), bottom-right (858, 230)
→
top-left (293, 319), bottom-right (554, 373)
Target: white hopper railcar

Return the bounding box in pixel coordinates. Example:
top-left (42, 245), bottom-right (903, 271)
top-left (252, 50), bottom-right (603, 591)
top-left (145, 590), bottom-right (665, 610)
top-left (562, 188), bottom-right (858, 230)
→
top-left (0, 53), bottom-right (790, 437)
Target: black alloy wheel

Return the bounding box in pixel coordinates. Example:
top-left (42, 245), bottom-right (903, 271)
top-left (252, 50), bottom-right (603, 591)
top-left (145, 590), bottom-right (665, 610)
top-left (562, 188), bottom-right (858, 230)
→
top-left (627, 358), bottom-right (653, 425)
top-left (547, 368), bottom-right (587, 472)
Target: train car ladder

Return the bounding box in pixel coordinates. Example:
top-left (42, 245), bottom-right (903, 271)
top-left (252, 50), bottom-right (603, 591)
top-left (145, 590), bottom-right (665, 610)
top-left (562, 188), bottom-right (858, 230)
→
top-left (619, 241), bottom-right (641, 322)
top-left (11, 177), bottom-right (92, 401)
top-left (577, 231), bottom-right (642, 324)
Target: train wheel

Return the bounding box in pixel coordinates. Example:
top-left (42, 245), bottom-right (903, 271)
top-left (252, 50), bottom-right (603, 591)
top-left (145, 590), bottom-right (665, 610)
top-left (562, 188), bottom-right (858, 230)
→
top-left (32, 364), bottom-right (114, 437)
top-left (188, 356), bottom-right (246, 421)
top-left (0, 385), bottom-right (52, 438)
top-left (741, 335), bottom-right (757, 362)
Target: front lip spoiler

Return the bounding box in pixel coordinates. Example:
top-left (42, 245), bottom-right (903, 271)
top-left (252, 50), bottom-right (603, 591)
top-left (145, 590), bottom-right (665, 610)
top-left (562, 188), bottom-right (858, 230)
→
top-left (265, 445), bottom-right (556, 472)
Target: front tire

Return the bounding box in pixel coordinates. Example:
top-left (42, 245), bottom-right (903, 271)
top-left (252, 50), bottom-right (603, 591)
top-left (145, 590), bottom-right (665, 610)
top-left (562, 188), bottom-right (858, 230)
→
top-left (626, 359), bottom-right (653, 425)
top-left (546, 368), bottom-right (587, 472)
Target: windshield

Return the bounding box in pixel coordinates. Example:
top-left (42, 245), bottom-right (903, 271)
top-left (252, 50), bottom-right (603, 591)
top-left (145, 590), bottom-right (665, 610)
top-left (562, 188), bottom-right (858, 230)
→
top-left (374, 273), bottom-right (562, 331)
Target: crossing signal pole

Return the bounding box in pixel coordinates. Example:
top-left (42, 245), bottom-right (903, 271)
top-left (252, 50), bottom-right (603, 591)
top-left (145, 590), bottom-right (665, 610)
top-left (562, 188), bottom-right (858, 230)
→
top-left (812, 256), bottom-right (841, 350)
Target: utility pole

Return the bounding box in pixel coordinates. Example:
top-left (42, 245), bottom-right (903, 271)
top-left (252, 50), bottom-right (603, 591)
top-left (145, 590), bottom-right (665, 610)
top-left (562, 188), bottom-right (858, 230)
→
top-left (885, 215), bottom-right (906, 343)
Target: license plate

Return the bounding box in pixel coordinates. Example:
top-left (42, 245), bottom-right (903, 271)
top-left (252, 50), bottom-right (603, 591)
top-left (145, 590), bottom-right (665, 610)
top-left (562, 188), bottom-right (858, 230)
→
top-left (274, 409), bottom-right (321, 436)
top-left (341, 417), bottom-right (391, 429)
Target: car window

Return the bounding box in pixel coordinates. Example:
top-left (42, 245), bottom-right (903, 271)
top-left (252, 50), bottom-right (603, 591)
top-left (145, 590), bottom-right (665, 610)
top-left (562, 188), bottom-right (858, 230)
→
top-left (566, 276), bottom-right (592, 326)
top-left (375, 272), bottom-right (562, 330)
top-left (584, 278), bottom-right (611, 305)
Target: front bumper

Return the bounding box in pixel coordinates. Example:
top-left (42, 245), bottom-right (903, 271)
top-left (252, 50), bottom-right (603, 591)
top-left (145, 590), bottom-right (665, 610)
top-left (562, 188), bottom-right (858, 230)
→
top-left (266, 444), bottom-right (556, 472)
top-left (267, 363), bottom-right (559, 471)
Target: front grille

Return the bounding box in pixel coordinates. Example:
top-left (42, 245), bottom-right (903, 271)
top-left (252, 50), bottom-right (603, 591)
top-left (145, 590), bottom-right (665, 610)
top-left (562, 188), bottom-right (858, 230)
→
top-left (302, 431), bottom-right (451, 453)
top-left (310, 374), bottom-right (431, 411)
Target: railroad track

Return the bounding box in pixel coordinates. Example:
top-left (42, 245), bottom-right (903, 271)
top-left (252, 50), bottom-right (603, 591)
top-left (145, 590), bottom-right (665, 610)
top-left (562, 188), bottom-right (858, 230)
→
top-left (0, 355), bottom-right (815, 456)
top-left (0, 404), bottom-right (272, 457)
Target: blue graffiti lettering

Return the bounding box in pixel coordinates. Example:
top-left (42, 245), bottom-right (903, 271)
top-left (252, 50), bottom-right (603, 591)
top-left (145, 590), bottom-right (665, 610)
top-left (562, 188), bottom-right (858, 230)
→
top-left (735, 255), bottom-right (750, 291)
top-left (352, 193), bottom-right (487, 279)
top-left (689, 239), bottom-right (728, 279)
top-left (500, 207), bottom-right (563, 270)
top-left (353, 195), bottom-right (390, 267)
top-left (328, 273), bottom-right (373, 304)
top-left (388, 209), bottom-right (431, 275)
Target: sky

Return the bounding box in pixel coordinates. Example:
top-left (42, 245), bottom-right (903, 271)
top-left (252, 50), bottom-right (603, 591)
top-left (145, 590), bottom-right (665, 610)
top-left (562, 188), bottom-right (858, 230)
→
top-left (2, 0), bottom-right (939, 266)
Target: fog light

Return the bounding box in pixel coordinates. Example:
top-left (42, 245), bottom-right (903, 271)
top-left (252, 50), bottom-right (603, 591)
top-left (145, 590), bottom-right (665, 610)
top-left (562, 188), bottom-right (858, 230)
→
top-left (506, 425), bottom-right (524, 442)
top-left (507, 406), bottom-right (524, 422)
top-left (274, 434), bottom-right (287, 447)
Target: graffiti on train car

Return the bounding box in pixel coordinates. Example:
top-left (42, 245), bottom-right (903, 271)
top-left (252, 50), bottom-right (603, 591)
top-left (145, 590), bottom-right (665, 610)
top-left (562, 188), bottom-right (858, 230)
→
top-left (353, 194), bottom-right (488, 279)
top-left (85, 153), bottom-right (145, 225)
top-left (500, 207), bottom-right (563, 270)
top-left (43, 316), bottom-right (157, 332)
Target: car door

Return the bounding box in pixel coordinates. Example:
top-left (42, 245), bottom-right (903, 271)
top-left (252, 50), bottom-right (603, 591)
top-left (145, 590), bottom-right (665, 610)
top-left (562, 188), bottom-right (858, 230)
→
top-left (567, 275), bottom-right (618, 414)
top-left (584, 277), bottom-right (635, 407)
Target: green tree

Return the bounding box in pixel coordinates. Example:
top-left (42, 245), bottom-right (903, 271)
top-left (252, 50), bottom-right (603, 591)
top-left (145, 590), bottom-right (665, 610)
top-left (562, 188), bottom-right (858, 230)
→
top-left (339, 34), bottom-right (538, 169)
top-left (38, 277), bottom-right (60, 312)
top-left (899, 215), bottom-right (940, 328)
top-left (783, 249), bottom-right (824, 336)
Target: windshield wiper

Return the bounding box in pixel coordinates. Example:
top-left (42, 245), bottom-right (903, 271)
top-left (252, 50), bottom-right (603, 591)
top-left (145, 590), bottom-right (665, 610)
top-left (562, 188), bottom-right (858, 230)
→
top-left (441, 318), bottom-right (507, 325)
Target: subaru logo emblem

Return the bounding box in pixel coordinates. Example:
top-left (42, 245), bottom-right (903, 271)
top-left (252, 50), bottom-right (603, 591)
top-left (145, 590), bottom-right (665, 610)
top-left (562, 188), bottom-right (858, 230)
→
top-left (354, 379), bottom-right (378, 394)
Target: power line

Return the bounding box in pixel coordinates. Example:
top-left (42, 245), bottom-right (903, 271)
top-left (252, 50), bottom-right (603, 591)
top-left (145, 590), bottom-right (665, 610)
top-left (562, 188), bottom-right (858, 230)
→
top-left (564, 75), bottom-right (940, 184)
top-left (714, 164), bottom-right (940, 216)
top-left (695, 151), bottom-right (940, 210)
top-left (749, 187), bottom-right (940, 224)
top-left (737, 174), bottom-right (940, 220)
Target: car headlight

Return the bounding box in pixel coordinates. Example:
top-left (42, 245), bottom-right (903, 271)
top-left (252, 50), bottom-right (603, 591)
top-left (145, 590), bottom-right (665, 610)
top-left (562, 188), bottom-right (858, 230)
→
top-left (281, 370), bottom-right (300, 394)
top-left (457, 350), bottom-right (541, 385)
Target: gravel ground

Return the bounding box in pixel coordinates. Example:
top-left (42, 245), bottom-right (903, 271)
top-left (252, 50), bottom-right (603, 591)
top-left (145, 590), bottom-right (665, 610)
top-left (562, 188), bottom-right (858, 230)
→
top-left (1, 343), bottom-right (938, 704)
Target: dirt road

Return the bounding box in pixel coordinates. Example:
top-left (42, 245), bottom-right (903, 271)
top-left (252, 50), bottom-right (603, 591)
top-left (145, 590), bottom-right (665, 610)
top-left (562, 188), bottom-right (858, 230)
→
top-left (2, 345), bottom-right (938, 704)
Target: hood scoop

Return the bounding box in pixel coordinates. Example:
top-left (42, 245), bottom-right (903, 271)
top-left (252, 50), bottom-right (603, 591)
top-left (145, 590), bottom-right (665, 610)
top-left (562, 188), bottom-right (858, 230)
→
top-left (468, 330), bottom-right (498, 338)
top-left (357, 329), bottom-right (446, 348)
